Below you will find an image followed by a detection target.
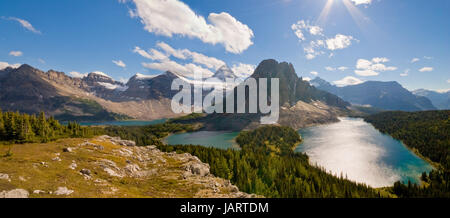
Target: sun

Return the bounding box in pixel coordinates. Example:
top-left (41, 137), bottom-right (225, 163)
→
top-left (317, 0), bottom-right (369, 31)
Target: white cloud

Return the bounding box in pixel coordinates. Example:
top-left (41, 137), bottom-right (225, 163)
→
top-left (400, 69), bottom-right (409, 77)
top-left (292, 19), bottom-right (356, 60)
top-left (142, 60), bottom-right (214, 78)
top-left (5, 17), bottom-right (41, 34)
top-left (424, 56), bottom-right (433, 60)
top-left (372, 57), bottom-right (389, 63)
top-left (419, 67), bottom-right (433, 72)
top-left (447, 79), bottom-right (450, 84)
top-left (137, 42), bottom-right (225, 70)
top-left (98, 82), bottom-right (128, 91)
top-left (157, 42), bottom-right (187, 59)
top-left (303, 77), bottom-right (312, 82)
top-left (303, 39), bottom-right (326, 60)
top-left (125, 0), bottom-right (254, 54)
top-left (133, 46), bottom-right (168, 61)
top-left (411, 58), bottom-right (420, 63)
top-left (0, 61), bottom-right (21, 70)
top-left (350, 0), bottom-right (372, 6)
top-left (325, 66), bottom-right (347, 71)
top-left (291, 20), bottom-right (323, 41)
top-left (136, 42), bottom-right (255, 79)
top-left (188, 51), bottom-right (225, 70)
top-left (355, 69), bottom-right (379, 76)
top-left (333, 76), bottom-right (364, 87)
top-left (9, 51), bottom-right (23, 57)
top-left (355, 57), bottom-right (397, 76)
top-left (112, 60), bottom-right (126, 68)
top-left (231, 63), bottom-right (255, 78)
top-left (338, 66), bottom-right (348, 71)
top-left (69, 71), bottom-right (88, 78)
top-left (326, 34), bottom-right (355, 50)
top-left (91, 71), bottom-right (111, 78)
top-left (436, 88), bottom-right (450, 93)
top-left (310, 71), bottom-right (318, 76)
top-left (305, 54), bottom-right (316, 60)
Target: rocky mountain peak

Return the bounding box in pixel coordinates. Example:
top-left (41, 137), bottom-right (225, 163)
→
top-left (83, 72), bottom-right (114, 83)
top-left (213, 65), bottom-right (237, 81)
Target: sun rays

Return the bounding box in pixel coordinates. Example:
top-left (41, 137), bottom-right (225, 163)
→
top-left (317, 0), bottom-right (334, 25)
top-left (316, 0), bottom-right (377, 38)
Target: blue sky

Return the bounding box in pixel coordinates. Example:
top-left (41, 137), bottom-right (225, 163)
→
top-left (0, 0), bottom-right (449, 91)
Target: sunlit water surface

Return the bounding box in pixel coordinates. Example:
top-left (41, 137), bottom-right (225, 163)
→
top-left (164, 117), bottom-right (433, 187)
top-left (296, 117), bottom-right (433, 187)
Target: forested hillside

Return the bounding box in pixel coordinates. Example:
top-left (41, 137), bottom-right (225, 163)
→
top-left (0, 109), bottom-right (101, 144)
top-left (365, 110), bottom-right (450, 197)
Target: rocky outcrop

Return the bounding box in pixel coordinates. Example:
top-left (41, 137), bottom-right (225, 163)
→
top-left (0, 189), bottom-right (29, 198)
top-left (54, 187), bottom-right (74, 195)
top-left (0, 136), bottom-right (258, 198)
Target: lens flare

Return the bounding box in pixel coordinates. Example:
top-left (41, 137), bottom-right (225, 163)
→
top-left (317, 0), bottom-right (334, 25)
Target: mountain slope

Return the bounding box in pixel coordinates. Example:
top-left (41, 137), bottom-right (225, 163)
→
top-left (0, 135), bottom-right (255, 198)
top-left (413, 89), bottom-right (450, 110)
top-left (311, 77), bottom-right (436, 111)
top-left (0, 64), bottom-right (188, 121)
top-left (0, 65), bottom-right (128, 121)
top-left (179, 59), bottom-right (350, 130)
top-left (212, 65), bottom-right (238, 81)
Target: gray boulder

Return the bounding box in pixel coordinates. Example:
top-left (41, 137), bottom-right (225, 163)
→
top-left (0, 189), bottom-right (29, 198)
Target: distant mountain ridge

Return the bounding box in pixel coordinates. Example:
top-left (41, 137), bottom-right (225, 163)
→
top-left (0, 63), bottom-right (252, 122)
top-left (310, 77), bottom-right (436, 111)
top-left (413, 89), bottom-right (450, 110)
top-left (0, 64), bottom-right (188, 121)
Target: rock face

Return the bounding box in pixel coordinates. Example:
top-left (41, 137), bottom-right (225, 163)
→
top-left (213, 65), bottom-right (238, 81)
top-left (0, 64), bottom-right (183, 121)
top-left (0, 173), bottom-right (10, 182)
top-left (0, 189), bottom-right (29, 198)
top-left (99, 135), bottom-right (136, 146)
top-left (182, 59), bottom-right (349, 131)
top-left (0, 136), bottom-right (257, 198)
top-left (54, 187), bottom-right (74, 195)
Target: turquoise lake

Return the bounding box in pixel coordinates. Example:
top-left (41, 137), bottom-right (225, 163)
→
top-left (164, 131), bottom-right (240, 149)
top-left (295, 117), bottom-right (433, 187)
top-left (164, 117), bottom-right (433, 187)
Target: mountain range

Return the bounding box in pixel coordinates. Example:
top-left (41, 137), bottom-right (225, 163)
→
top-left (412, 89), bottom-right (450, 110)
top-left (0, 60), bottom-right (351, 130)
top-left (0, 64), bottom-right (188, 121)
top-left (310, 77), bottom-right (437, 111)
top-left (1, 60), bottom-right (442, 127)
top-left (180, 59), bottom-right (351, 130)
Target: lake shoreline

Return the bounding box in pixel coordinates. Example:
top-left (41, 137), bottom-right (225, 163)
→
top-left (295, 117), bottom-right (433, 188)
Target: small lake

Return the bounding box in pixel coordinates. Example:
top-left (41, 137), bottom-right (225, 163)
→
top-left (296, 117), bottom-right (433, 188)
top-left (73, 119), bottom-right (167, 126)
top-left (164, 131), bottom-right (240, 149)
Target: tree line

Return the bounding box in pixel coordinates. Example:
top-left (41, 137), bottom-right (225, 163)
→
top-left (365, 110), bottom-right (450, 197)
top-left (0, 109), bottom-right (101, 143)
